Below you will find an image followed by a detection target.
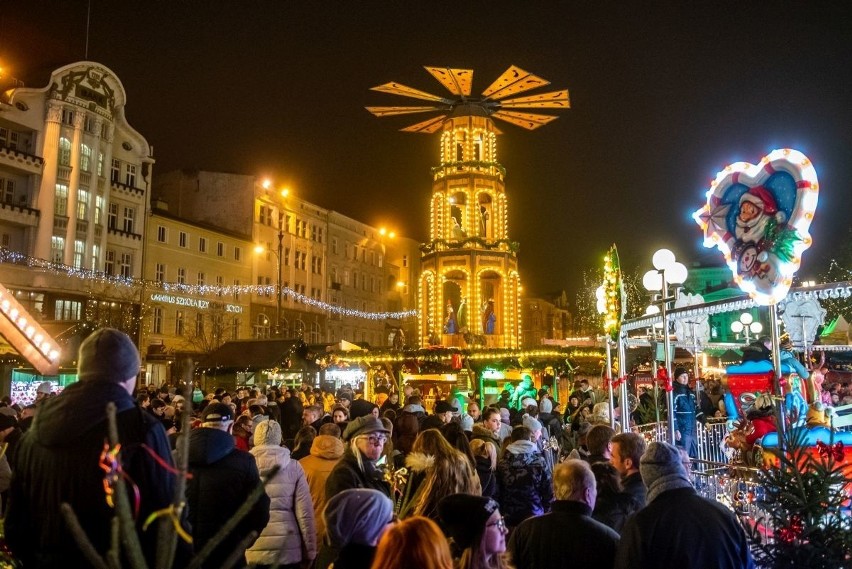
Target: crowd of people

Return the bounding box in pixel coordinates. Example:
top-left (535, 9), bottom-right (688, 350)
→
top-left (0, 328), bottom-right (761, 568)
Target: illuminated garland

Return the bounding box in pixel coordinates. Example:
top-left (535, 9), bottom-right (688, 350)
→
top-left (0, 248), bottom-right (417, 320)
top-left (603, 245), bottom-right (624, 341)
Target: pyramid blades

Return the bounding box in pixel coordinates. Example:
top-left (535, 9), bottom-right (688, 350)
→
top-left (400, 115), bottom-right (447, 133)
top-left (482, 65), bottom-right (550, 100)
top-left (424, 67), bottom-right (474, 97)
top-left (498, 89), bottom-right (570, 109)
top-left (492, 110), bottom-right (558, 130)
top-left (370, 82), bottom-right (452, 103)
top-left (366, 106), bottom-right (444, 117)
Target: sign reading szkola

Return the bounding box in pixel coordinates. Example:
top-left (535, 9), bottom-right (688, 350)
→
top-left (150, 293), bottom-right (243, 313)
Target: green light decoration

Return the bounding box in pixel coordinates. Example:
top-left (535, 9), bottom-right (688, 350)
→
top-left (603, 245), bottom-right (626, 341)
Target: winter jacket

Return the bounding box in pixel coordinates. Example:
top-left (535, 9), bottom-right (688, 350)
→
top-left (474, 455), bottom-right (498, 499)
top-left (6, 380), bottom-right (189, 569)
top-left (471, 424), bottom-right (501, 448)
top-left (245, 444), bottom-right (316, 566)
top-left (592, 488), bottom-right (640, 534)
top-left (509, 500), bottom-right (620, 569)
top-left (398, 451), bottom-right (481, 521)
top-left (497, 439), bottom-right (553, 526)
top-left (325, 448), bottom-right (391, 499)
top-left (622, 472), bottom-right (646, 507)
top-left (614, 487), bottom-right (754, 569)
top-left (187, 427), bottom-right (270, 569)
top-left (673, 382), bottom-right (701, 437)
top-left (300, 434), bottom-right (344, 539)
top-left (780, 349), bottom-right (810, 380)
top-left (538, 411), bottom-right (563, 439)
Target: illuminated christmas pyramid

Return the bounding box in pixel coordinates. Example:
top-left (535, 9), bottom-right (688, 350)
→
top-left (367, 66), bottom-right (569, 348)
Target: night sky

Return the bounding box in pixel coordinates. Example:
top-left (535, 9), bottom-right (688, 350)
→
top-left (3, 2), bottom-right (851, 298)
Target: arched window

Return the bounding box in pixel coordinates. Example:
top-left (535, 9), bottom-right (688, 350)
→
top-left (80, 144), bottom-right (91, 172)
top-left (59, 137), bottom-right (71, 166)
top-left (309, 322), bottom-right (321, 344)
top-left (255, 313), bottom-right (270, 339)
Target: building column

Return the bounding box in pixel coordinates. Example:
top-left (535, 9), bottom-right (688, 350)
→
top-left (98, 122), bottom-right (115, 270)
top-left (63, 112), bottom-right (85, 266)
top-left (84, 117), bottom-right (103, 269)
top-left (33, 102), bottom-right (63, 261)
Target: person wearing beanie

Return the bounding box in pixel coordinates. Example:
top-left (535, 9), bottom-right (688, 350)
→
top-left (34, 381), bottom-right (52, 403)
top-left (325, 415), bottom-right (391, 501)
top-left (537, 396), bottom-right (563, 440)
top-left (439, 494), bottom-right (507, 567)
top-left (510, 460), bottom-right (620, 569)
top-left (186, 402), bottom-right (270, 569)
top-left (322, 489), bottom-right (394, 569)
top-left (672, 368), bottom-right (703, 459)
top-left (421, 399), bottom-right (454, 430)
top-left (6, 328), bottom-right (191, 568)
top-left (245, 420), bottom-right (316, 568)
top-left (614, 441), bottom-right (754, 569)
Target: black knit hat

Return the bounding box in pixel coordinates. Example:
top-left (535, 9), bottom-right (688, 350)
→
top-left (78, 328), bottom-right (141, 383)
top-left (434, 400), bottom-right (453, 414)
top-left (673, 367), bottom-right (688, 380)
top-left (439, 494), bottom-right (500, 549)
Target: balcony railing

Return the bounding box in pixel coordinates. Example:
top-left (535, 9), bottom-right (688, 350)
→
top-left (420, 237), bottom-right (519, 255)
top-left (0, 201), bottom-right (39, 226)
top-left (431, 160), bottom-right (506, 181)
top-left (57, 165), bottom-right (72, 181)
top-left (107, 226), bottom-right (142, 241)
top-left (110, 179), bottom-right (144, 198)
top-left (0, 145), bottom-right (44, 174)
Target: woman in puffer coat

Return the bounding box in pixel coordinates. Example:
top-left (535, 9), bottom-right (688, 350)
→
top-left (246, 420), bottom-right (317, 569)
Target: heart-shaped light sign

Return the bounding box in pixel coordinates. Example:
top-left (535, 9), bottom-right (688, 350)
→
top-left (693, 149), bottom-right (818, 305)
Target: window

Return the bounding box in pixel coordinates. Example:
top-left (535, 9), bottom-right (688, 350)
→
top-left (199, 237), bottom-right (207, 253)
top-left (97, 152), bottom-right (104, 177)
top-left (232, 318), bottom-right (240, 340)
top-left (403, 255), bottom-right (409, 268)
top-left (80, 144), bottom-right (91, 172)
top-left (123, 207), bottom-right (135, 233)
top-left (177, 268), bottom-right (186, 285)
top-left (371, 276), bottom-right (376, 293)
top-left (59, 137), bottom-right (71, 166)
top-left (111, 159), bottom-right (120, 183)
top-left (155, 263), bottom-right (165, 282)
top-left (197, 272), bottom-right (205, 286)
top-left (216, 276), bottom-right (224, 296)
top-left (105, 250), bottom-right (115, 275)
top-left (370, 251), bottom-right (375, 266)
top-left (125, 164), bottom-right (136, 188)
top-left (91, 244), bottom-right (100, 270)
top-left (157, 226), bottom-right (167, 242)
top-left (0, 178), bottom-right (13, 203)
top-left (51, 236), bottom-right (65, 264)
top-left (352, 271), bottom-right (357, 288)
top-left (73, 240), bottom-right (85, 269)
top-left (234, 246), bottom-right (241, 261)
top-left (55, 300), bottom-right (82, 321)
top-left (95, 196), bottom-right (104, 225)
top-left (61, 109), bottom-right (75, 125)
top-left (0, 128), bottom-right (20, 150)
top-left (233, 279), bottom-right (240, 301)
top-left (153, 307), bottom-right (163, 334)
top-left (332, 237), bottom-right (338, 255)
top-left (54, 184), bottom-right (68, 216)
top-left (107, 203), bottom-right (118, 229)
top-left (378, 253), bottom-right (383, 268)
top-left (179, 231), bottom-right (187, 248)
top-left (76, 189), bottom-right (89, 220)
top-left (217, 242), bottom-right (224, 257)
top-left (120, 253), bottom-right (132, 278)
top-left (195, 313), bottom-right (204, 336)
top-left (311, 225), bottom-right (318, 242)
top-left (284, 247), bottom-right (290, 267)
top-left (175, 310), bottom-right (185, 335)
top-left (84, 116), bottom-right (96, 133)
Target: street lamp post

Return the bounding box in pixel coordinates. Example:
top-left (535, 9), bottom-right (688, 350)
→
top-left (256, 186), bottom-right (290, 338)
top-left (643, 248), bottom-right (688, 443)
top-left (730, 312), bottom-right (762, 344)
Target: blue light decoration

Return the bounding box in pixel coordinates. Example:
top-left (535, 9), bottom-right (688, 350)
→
top-left (693, 149), bottom-right (819, 306)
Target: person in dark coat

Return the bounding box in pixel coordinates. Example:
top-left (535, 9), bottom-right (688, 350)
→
top-left (325, 416), bottom-right (392, 499)
top-left (322, 489), bottom-right (394, 569)
top-left (740, 336), bottom-right (772, 363)
top-left (6, 328), bottom-right (189, 569)
top-left (672, 368), bottom-right (703, 459)
top-left (280, 390), bottom-right (304, 442)
top-left (186, 402), bottom-right (270, 569)
top-left (497, 426), bottom-right (553, 527)
top-left (470, 438), bottom-right (499, 499)
top-left (509, 460), bottom-right (620, 569)
top-left (590, 462), bottom-right (640, 534)
top-left (611, 432), bottom-right (647, 507)
top-left (614, 441), bottom-right (755, 569)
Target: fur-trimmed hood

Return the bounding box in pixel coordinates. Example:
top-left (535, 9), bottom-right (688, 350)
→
top-left (404, 451), bottom-right (436, 473)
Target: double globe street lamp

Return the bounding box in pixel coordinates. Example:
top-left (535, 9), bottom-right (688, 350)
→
top-left (643, 248), bottom-right (688, 442)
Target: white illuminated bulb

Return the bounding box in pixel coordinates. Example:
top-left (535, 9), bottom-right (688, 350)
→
top-left (731, 321), bottom-right (744, 333)
top-left (751, 322), bottom-right (763, 334)
top-left (9, 308), bottom-right (18, 320)
top-left (667, 262), bottom-right (688, 285)
top-left (0, 300), bottom-right (7, 312)
top-left (740, 313), bottom-right (753, 325)
top-left (49, 350), bottom-right (60, 361)
top-left (643, 270), bottom-right (663, 291)
top-left (25, 326), bottom-right (35, 338)
top-left (652, 249), bottom-right (676, 271)
top-left (645, 305), bottom-right (660, 315)
top-left (41, 341), bottom-right (52, 355)
top-left (34, 334), bottom-right (43, 345)
top-left (17, 316), bottom-right (27, 329)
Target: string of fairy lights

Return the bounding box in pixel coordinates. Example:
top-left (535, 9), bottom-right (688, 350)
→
top-left (0, 249), bottom-right (418, 321)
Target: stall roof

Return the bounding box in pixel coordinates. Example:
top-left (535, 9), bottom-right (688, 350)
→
top-left (200, 339), bottom-right (303, 371)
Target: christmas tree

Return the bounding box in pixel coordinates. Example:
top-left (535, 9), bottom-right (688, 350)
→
top-left (743, 425), bottom-right (852, 568)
